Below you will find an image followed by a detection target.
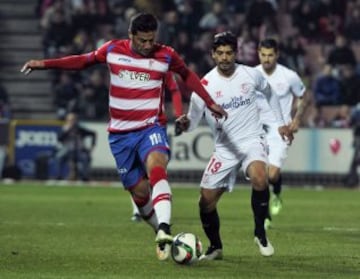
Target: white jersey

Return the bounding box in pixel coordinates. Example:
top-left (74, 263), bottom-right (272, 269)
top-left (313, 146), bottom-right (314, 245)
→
top-left (187, 64), bottom-right (284, 151)
top-left (255, 64), bottom-right (306, 125)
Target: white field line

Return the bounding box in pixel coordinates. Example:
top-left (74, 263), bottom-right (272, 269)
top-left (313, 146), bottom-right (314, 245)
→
top-left (1, 220), bottom-right (123, 228)
top-left (2, 221), bottom-right (66, 226)
top-left (323, 227), bottom-right (360, 232)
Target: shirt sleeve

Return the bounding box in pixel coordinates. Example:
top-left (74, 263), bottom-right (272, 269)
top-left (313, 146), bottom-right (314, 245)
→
top-left (168, 48), bottom-right (187, 73)
top-left (93, 40), bottom-right (114, 63)
top-left (289, 71), bottom-right (306, 97)
top-left (44, 40), bottom-right (113, 69)
top-left (187, 92), bottom-right (206, 131)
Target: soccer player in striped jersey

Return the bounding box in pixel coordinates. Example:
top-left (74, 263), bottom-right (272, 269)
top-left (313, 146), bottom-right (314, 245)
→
top-left (21, 13), bottom-right (227, 261)
top-left (256, 38), bottom-right (306, 228)
top-left (175, 32), bottom-right (293, 259)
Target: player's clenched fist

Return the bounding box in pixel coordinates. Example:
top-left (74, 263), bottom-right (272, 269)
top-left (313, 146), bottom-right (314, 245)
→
top-left (278, 125), bottom-right (294, 145)
top-left (174, 115), bottom-right (190, 136)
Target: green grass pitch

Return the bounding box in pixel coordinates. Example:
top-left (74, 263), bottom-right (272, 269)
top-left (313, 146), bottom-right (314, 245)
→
top-left (0, 182), bottom-right (359, 279)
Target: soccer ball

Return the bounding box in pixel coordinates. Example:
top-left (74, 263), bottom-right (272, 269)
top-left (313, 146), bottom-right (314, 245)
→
top-left (171, 232), bottom-right (202, 265)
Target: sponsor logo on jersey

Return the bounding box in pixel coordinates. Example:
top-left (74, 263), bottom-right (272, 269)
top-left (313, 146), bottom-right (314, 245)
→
top-left (215, 91), bottom-right (223, 98)
top-left (201, 79), bottom-right (208, 86)
top-left (118, 70), bottom-right (150, 81)
top-left (148, 59), bottom-right (154, 68)
top-left (221, 96), bottom-right (250, 109)
top-left (118, 57), bottom-right (132, 63)
top-left (241, 83), bottom-right (252, 94)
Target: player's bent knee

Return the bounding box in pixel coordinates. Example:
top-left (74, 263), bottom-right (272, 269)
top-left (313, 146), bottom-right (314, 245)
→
top-left (251, 177), bottom-right (268, 191)
top-left (132, 193), bottom-right (151, 207)
top-left (199, 197), bottom-right (216, 212)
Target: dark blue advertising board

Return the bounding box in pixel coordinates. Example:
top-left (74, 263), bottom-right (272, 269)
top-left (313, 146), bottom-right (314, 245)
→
top-left (8, 120), bottom-right (64, 179)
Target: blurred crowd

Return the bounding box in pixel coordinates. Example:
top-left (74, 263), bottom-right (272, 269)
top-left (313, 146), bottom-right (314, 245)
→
top-left (31, 0), bottom-right (360, 129)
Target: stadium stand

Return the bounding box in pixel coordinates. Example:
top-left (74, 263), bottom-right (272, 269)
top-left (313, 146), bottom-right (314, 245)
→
top-left (0, 0), bottom-right (55, 119)
top-left (1, 0), bottom-right (358, 124)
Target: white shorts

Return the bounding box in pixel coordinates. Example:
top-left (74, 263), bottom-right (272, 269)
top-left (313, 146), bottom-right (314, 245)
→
top-left (200, 136), bottom-right (268, 191)
top-left (264, 123), bottom-right (289, 168)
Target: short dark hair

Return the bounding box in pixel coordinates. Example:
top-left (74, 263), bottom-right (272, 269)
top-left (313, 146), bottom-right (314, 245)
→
top-left (258, 38), bottom-right (279, 52)
top-left (212, 31), bottom-right (238, 52)
top-left (129, 13), bottom-right (158, 35)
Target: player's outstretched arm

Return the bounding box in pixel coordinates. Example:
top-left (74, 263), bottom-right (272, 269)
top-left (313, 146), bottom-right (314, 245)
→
top-left (165, 72), bottom-right (183, 118)
top-left (21, 51), bottom-right (101, 75)
top-left (289, 96), bottom-right (305, 133)
top-left (208, 103), bottom-right (227, 119)
top-left (20, 60), bottom-right (45, 75)
top-left (187, 71), bottom-right (227, 119)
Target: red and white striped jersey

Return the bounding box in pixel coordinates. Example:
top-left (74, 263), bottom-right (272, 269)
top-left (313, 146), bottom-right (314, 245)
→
top-left (44, 39), bottom-right (215, 132)
top-left (53, 39), bottom-right (180, 132)
top-left (91, 39), bottom-right (186, 132)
